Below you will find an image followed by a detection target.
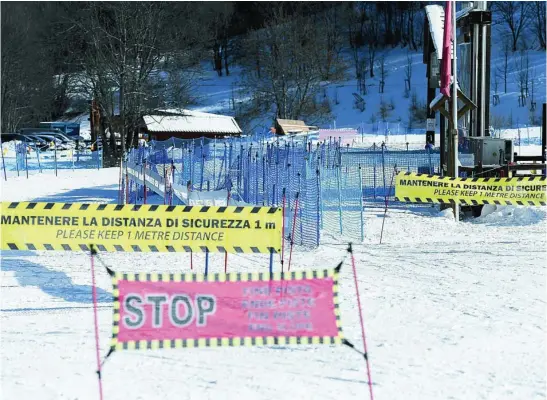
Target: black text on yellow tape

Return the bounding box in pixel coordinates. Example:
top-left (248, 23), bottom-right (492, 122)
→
top-left (0, 202), bottom-right (282, 253)
top-left (395, 173), bottom-right (546, 206)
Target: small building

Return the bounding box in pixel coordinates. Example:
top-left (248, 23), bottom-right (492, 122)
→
top-left (274, 118), bottom-right (317, 135)
top-left (141, 109), bottom-right (242, 140)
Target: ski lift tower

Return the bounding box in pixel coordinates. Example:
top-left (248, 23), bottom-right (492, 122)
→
top-left (423, 2), bottom-right (491, 175)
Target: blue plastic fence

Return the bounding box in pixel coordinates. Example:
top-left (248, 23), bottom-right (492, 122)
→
top-left (124, 136), bottom-right (441, 248)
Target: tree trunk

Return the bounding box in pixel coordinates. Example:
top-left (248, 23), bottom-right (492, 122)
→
top-left (222, 40), bottom-right (230, 76)
top-left (255, 48), bottom-right (261, 79)
top-left (213, 44), bottom-right (222, 76)
top-left (535, 2), bottom-right (546, 49)
top-left (368, 46), bottom-right (375, 78)
top-left (99, 111), bottom-right (115, 168)
top-left (119, 73), bottom-right (126, 160)
top-left (512, 35), bottom-right (518, 52)
top-left (387, 6), bottom-right (393, 46)
top-left (409, 9), bottom-right (417, 50)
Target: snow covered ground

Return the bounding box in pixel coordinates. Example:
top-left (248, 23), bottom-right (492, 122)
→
top-left (1, 167), bottom-right (546, 400)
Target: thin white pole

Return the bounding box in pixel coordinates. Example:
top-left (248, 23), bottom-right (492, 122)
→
top-left (480, 0), bottom-right (487, 137)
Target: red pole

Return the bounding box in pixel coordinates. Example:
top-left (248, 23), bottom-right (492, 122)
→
top-left (224, 190), bottom-right (231, 273)
top-left (188, 180), bottom-right (192, 270)
top-left (287, 192), bottom-right (299, 271)
top-left (143, 161), bottom-right (147, 204)
top-left (125, 166), bottom-right (129, 205)
top-left (163, 166), bottom-right (167, 205)
top-left (118, 161), bottom-right (123, 204)
top-left (349, 244), bottom-right (374, 400)
top-left (170, 162), bottom-right (175, 206)
top-left (281, 188), bottom-right (286, 273)
top-left (90, 249), bottom-right (104, 400)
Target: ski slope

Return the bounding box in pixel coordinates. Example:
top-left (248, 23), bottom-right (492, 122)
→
top-left (190, 41), bottom-right (545, 132)
top-left (1, 168), bottom-right (546, 400)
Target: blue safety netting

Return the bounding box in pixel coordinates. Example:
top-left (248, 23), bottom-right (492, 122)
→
top-left (2, 142), bottom-right (102, 174)
top-left (123, 136), bottom-right (442, 248)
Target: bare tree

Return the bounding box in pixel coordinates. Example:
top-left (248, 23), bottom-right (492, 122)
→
top-left (346, 3), bottom-right (367, 95)
top-left (406, 3), bottom-right (422, 51)
top-left (404, 51), bottom-right (412, 97)
top-left (496, 38), bottom-right (511, 93)
top-left (367, 20), bottom-right (379, 78)
top-left (1, 3), bottom-right (62, 132)
top-left (209, 3), bottom-right (234, 77)
top-left (529, 67), bottom-right (537, 111)
top-left (528, 1), bottom-right (546, 49)
top-left (379, 98), bottom-right (390, 122)
top-left (345, 2), bottom-right (376, 80)
top-left (408, 89), bottom-right (427, 126)
top-left (514, 50), bottom-right (529, 107)
top-left (378, 54), bottom-right (389, 94)
top-left (344, 2), bottom-right (422, 53)
top-left (316, 5), bottom-right (346, 81)
top-left (401, 3), bottom-right (425, 50)
top-left (492, 2), bottom-right (531, 51)
top-left (359, 57), bottom-right (368, 95)
top-left (67, 2), bottom-right (209, 164)
top-left (352, 92), bottom-right (365, 112)
top-left (413, 11), bottom-right (425, 49)
top-left (239, 5), bottom-right (344, 123)
top-left (492, 71), bottom-right (500, 106)
top-left (81, 3), bottom-right (168, 158)
top-left (350, 2), bottom-right (379, 78)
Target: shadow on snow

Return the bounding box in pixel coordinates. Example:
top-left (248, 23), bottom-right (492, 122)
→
top-left (32, 184), bottom-right (119, 204)
top-left (1, 257), bottom-right (111, 304)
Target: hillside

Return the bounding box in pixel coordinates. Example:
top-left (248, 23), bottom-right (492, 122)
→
top-left (55, 3), bottom-right (546, 139)
top-left (190, 46), bottom-right (545, 134)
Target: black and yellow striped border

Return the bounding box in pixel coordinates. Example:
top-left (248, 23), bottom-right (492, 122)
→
top-left (3, 201), bottom-right (280, 214)
top-left (109, 268), bottom-right (343, 352)
top-left (395, 173), bottom-right (546, 206)
top-left (397, 172), bottom-right (546, 183)
top-left (4, 243), bottom-right (279, 253)
top-left (394, 196), bottom-right (546, 206)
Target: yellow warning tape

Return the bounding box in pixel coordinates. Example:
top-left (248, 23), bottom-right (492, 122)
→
top-left (0, 202), bottom-right (282, 253)
top-left (395, 173), bottom-right (546, 206)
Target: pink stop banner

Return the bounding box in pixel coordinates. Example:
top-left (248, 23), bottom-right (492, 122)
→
top-left (112, 270), bottom-right (343, 347)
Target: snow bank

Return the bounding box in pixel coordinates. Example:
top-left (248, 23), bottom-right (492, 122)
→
top-left (474, 205), bottom-right (546, 226)
top-left (480, 204), bottom-right (498, 217)
top-left (437, 207), bottom-right (455, 220)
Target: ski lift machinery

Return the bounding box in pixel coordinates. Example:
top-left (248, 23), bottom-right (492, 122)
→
top-left (424, 2), bottom-right (546, 215)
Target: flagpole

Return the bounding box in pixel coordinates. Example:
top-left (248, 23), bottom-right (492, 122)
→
top-left (452, 0), bottom-right (459, 222)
